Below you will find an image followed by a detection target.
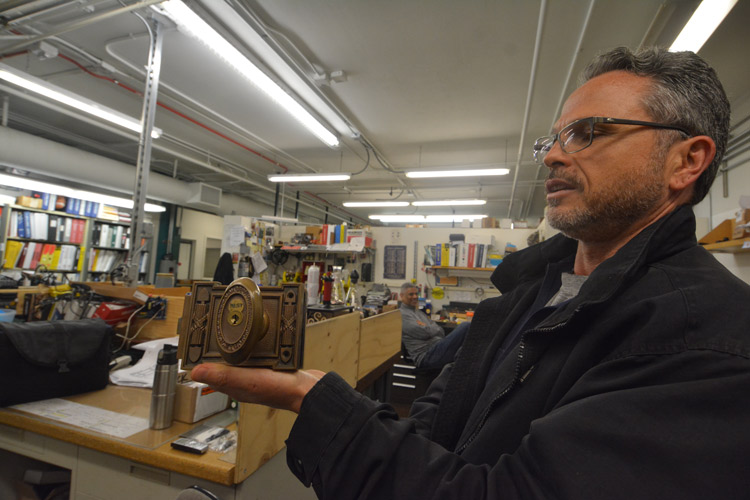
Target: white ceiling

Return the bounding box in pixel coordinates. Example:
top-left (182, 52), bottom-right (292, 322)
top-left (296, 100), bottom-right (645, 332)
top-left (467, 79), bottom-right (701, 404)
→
top-left (1, 0), bottom-right (749, 226)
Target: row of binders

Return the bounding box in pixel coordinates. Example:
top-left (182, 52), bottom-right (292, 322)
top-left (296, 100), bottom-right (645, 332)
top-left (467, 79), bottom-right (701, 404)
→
top-left (9, 211), bottom-right (86, 244)
top-left (318, 223), bottom-right (348, 245)
top-left (3, 241), bottom-right (83, 271)
top-left (32, 191), bottom-right (101, 218)
top-left (88, 248), bottom-right (127, 273)
top-left (93, 222), bottom-right (130, 249)
top-left (434, 242), bottom-right (490, 268)
top-left (88, 250), bottom-right (148, 274)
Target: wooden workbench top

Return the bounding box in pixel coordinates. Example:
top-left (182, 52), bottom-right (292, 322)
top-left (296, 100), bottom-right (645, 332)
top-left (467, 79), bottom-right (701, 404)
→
top-left (0, 385), bottom-right (237, 485)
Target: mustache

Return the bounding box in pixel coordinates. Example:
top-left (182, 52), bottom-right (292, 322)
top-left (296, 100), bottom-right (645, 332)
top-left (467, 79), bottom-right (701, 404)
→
top-left (547, 170), bottom-right (581, 188)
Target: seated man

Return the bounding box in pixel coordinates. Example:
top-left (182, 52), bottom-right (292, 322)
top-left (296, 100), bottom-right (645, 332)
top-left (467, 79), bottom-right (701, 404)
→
top-left (399, 282), bottom-right (469, 369)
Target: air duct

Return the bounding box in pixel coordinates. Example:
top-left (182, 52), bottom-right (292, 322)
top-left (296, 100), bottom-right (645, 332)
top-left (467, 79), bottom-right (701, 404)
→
top-left (0, 126), bottom-right (269, 216)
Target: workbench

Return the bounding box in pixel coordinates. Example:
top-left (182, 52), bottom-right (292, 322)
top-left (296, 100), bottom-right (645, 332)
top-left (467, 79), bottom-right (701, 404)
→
top-left (0, 309), bottom-right (402, 499)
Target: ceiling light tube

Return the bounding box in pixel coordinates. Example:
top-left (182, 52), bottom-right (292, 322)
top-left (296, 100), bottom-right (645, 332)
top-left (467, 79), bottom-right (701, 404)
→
top-left (369, 214), bottom-right (487, 223)
top-left (369, 215), bottom-right (427, 223)
top-left (0, 173), bottom-right (166, 212)
top-left (425, 214), bottom-right (487, 222)
top-left (154, 0), bottom-right (339, 147)
top-left (670, 0), bottom-right (738, 52)
top-left (412, 199), bottom-right (487, 207)
top-left (0, 62), bottom-right (162, 139)
top-left (405, 168), bottom-right (510, 178)
top-left (268, 173), bottom-right (350, 182)
top-left (343, 201), bottom-right (410, 207)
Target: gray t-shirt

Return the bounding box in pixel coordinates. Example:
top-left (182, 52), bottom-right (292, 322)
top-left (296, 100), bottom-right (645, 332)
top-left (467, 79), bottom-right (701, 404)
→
top-left (547, 272), bottom-right (588, 307)
top-left (400, 303), bottom-right (445, 366)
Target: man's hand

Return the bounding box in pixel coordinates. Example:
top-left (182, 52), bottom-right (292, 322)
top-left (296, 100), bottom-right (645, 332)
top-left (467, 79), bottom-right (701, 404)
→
top-left (190, 363), bottom-right (325, 414)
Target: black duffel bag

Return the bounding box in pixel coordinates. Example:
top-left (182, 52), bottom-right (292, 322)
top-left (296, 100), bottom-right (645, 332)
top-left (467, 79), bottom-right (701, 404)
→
top-left (1, 319), bottom-right (112, 406)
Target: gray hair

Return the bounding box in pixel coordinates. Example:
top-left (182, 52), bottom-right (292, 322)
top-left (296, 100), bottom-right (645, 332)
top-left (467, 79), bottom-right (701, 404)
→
top-left (580, 46), bottom-right (730, 205)
top-left (400, 282), bottom-right (417, 294)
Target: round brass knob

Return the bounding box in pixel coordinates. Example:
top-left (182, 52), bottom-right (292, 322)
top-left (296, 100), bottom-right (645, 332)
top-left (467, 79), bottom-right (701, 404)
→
top-left (215, 277), bottom-right (269, 364)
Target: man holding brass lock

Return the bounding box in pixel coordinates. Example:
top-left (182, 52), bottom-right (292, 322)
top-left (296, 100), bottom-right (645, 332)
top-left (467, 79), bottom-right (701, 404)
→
top-left (191, 47), bottom-right (750, 498)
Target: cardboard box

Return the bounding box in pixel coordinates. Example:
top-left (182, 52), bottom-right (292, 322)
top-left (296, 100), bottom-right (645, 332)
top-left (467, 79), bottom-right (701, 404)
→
top-left (16, 196), bottom-right (43, 209)
top-left (174, 379), bottom-right (230, 423)
top-left (306, 226), bottom-right (323, 244)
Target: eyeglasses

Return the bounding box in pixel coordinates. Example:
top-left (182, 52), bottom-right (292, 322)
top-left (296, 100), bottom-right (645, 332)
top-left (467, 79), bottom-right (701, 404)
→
top-left (532, 116), bottom-right (691, 164)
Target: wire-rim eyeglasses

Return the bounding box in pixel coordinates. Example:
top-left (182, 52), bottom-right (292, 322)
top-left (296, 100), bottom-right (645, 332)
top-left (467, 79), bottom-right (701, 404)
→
top-left (532, 116), bottom-right (691, 164)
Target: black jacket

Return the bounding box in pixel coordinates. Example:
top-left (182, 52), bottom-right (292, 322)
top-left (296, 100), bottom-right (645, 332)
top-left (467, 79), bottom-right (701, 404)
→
top-left (286, 206), bottom-right (750, 499)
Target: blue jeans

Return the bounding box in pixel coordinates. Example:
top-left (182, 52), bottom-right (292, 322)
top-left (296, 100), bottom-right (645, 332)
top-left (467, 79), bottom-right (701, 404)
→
top-left (418, 321), bottom-right (471, 370)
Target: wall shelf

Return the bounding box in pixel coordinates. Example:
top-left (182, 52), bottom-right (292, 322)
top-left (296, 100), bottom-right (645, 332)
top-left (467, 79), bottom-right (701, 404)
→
top-left (430, 266), bottom-right (495, 278)
top-left (281, 244), bottom-right (373, 254)
top-left (698, 219), bottom-right (750, 253)
top-left (700, 238), bottom-right (750, 253)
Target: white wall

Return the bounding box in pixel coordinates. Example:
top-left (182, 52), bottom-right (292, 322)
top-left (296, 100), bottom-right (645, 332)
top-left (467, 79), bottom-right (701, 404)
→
top-left (693, 93), bottom-right (750, 284)
top-left (277, 224), bottom-right (535, 311)
top-left (370, 226), bottom-right (534, 310)
top-left (179, 208), bottom-right (225, 279)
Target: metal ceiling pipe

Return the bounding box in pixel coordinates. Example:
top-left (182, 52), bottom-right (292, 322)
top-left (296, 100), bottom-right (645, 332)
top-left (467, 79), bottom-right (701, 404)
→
top-left (1, 0), bottom-right (165, 54)
top-left (0, 0), bottom-right (55, 16)
top-left (3, 0), bottom-right (81, 27)
top-left (507, 0), bottom-right (547, 220)
top-left (0, 78), bottom-right (361, 222)
top-left (0, 125), bottom-right (266, 215)
top-left (0, 119), bottom-right (360, 223)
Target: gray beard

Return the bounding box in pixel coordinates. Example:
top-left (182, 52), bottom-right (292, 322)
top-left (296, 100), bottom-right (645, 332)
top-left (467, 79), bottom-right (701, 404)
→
top-left (546, 162), bottom-right (666, 242)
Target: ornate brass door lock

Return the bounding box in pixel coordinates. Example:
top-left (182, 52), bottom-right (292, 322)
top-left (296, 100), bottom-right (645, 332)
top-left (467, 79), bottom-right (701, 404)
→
top-left (177, 278), bottom-right (305, 370)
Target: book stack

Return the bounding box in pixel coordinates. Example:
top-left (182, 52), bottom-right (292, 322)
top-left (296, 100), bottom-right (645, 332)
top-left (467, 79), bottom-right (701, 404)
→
top-left (62, 197), bottom-right (100, 217)
top-left (9, 211), bottom-right (86, 244)
top-left (434, 242), bottom-right (490, 268)
top-left (319, 223), bottom-right (348, 246)
top-left (3, 242), bottom-right (81, 271)
top-left (99, 205), bottom-right (121, 221)
top-left (92, 222), bottom-right (130, 249)
top-left (88, 248), bottom-right (127, 273)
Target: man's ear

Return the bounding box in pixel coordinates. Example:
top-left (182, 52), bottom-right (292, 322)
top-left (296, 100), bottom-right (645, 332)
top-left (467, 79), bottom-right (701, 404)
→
top-left (667, 135), bottom-right (716, 192)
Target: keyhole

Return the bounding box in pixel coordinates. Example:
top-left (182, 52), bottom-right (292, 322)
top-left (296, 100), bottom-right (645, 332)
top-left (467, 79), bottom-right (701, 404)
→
top-left (230, 313), bottom-right (240, 325)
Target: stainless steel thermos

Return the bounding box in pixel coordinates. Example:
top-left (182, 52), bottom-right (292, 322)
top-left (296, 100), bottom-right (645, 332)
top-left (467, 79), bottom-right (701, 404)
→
top-left (149, 345), bottom-right (178, 430)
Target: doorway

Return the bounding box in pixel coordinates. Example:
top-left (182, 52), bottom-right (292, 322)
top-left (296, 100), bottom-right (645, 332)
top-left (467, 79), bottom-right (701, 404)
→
top-left (178, 240), bottom-right (194, 281)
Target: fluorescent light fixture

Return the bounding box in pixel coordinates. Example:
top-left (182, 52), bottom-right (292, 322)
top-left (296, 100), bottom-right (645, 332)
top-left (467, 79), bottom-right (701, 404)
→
top-left (0, 174), bottom-right (166, 212)
top-left (268, 173), bottom-right (350, 183)
top-left (405, 168), bottom-right (510, 179)
top-left (0, 62), bottom-right (162, 139)
top-left (412, 199), bottom-right (487, 207)
top-left (425, 214), bottom-right (487, 222)
top-left (154, 0), bottom-right (339, 147)
top-left (343, 201), bottom-right (410, 207)
top-left (368, 215), bottom-right (426, 223)
top-left (369, 214), bottom-right (487, 223)
top-left (670, 0), bottom-right (738, 52)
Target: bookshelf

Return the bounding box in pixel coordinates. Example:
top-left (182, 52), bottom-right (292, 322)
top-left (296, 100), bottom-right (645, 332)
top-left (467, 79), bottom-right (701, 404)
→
top-left (87, 220), bottom-right (131, 278)
top-left (1, 204), bottom-right (88, 281)
top-left (0, 202), bottom-right (152, 283)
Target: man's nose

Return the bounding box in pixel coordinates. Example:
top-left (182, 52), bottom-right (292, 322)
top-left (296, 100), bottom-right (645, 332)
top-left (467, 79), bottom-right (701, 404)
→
top-left (543, 138), bottom-right (568, 168)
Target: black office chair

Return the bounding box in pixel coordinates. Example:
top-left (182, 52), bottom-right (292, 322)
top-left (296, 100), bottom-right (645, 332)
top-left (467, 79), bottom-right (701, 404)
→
top-left (387, 344), bottom-right (441, 416)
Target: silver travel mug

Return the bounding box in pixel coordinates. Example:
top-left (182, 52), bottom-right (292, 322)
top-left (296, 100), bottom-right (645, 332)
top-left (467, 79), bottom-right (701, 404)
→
top-left (149, 345), bottom-right (178, 430)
